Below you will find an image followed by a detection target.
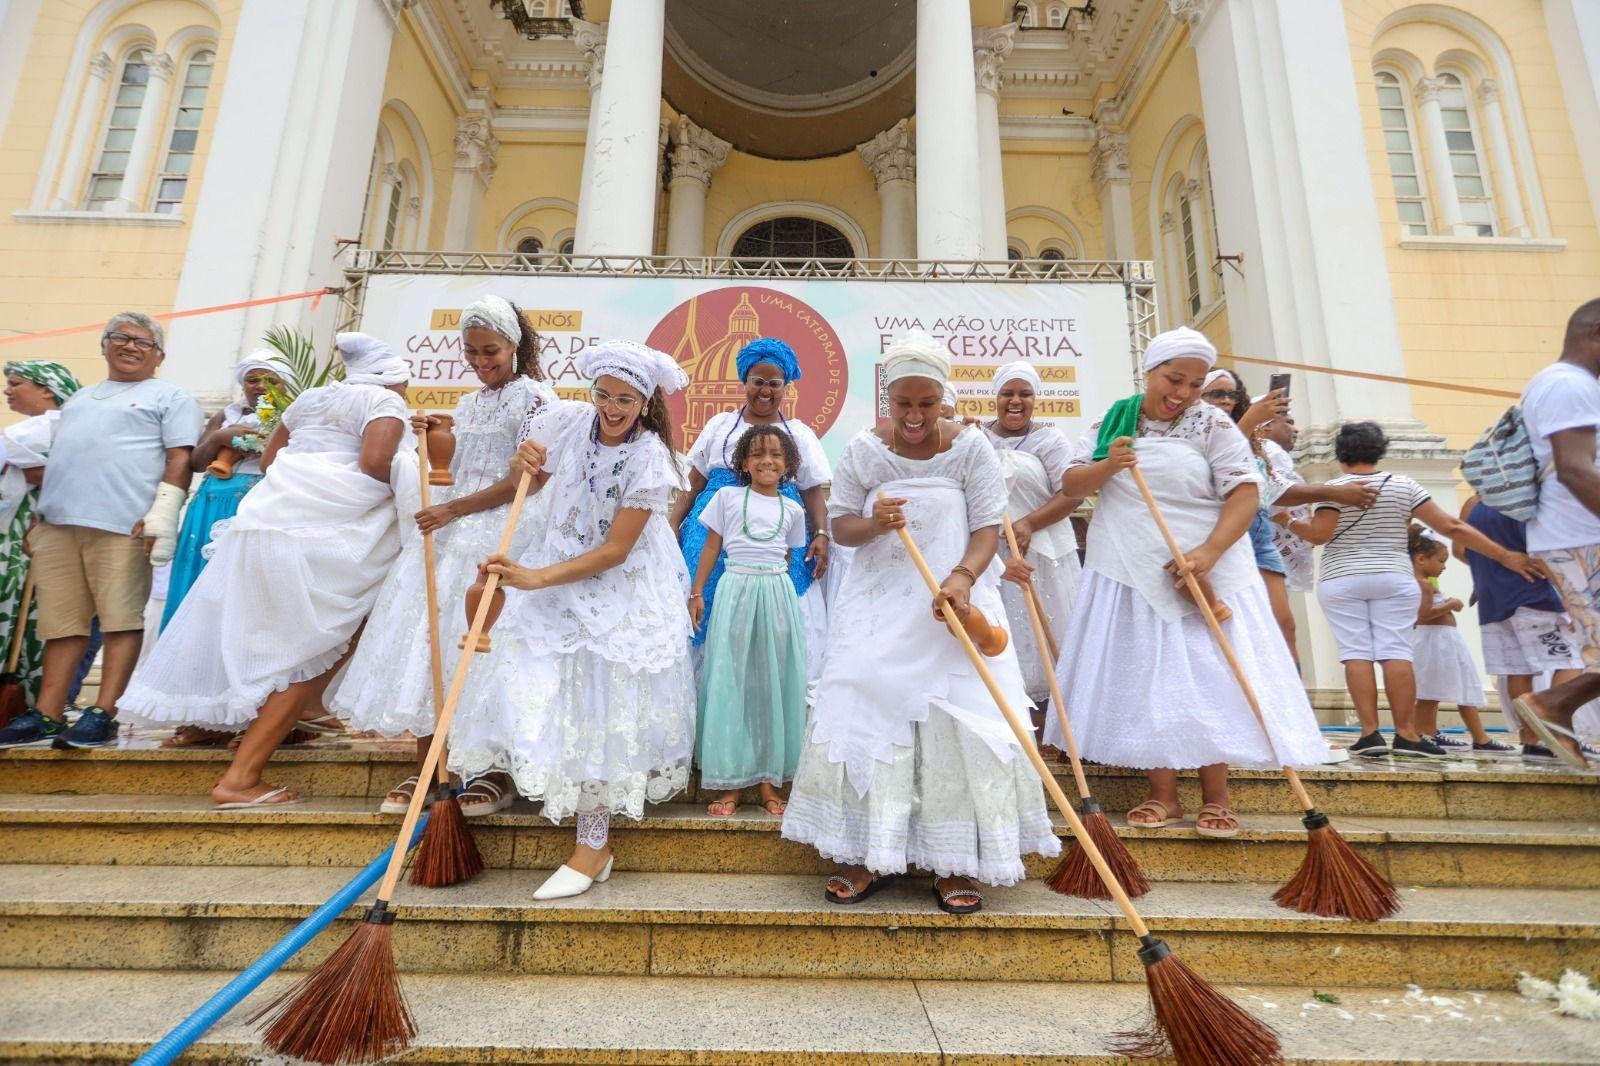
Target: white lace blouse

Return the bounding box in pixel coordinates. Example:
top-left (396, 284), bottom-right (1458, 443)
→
top-left (1068, 401), bottom-right (1260, 501)
top-left (981, 421), bottom-right (1074, 490)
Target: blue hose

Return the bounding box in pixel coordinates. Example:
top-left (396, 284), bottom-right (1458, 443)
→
top-left (132, 813), bottom-right (430, 1066)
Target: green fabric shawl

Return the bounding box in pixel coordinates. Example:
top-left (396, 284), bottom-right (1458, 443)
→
top-left (1092, 393), bottom-right (1144, 460)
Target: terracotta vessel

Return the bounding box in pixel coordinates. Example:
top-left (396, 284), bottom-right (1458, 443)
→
top-left (206, 445), bottom-right (240, 480)
top-left (950, 602), bottom-right (1008, 657)
top-left (426, 414), bottom-right (456, 486)
top-left (1179, 572), bottom-right (1233, 623)
top-left (460, 576), bottom-right (505, 653)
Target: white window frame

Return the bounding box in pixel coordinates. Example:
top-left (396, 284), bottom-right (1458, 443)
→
top-left (84, 47), bottom-right (151, 211)
top-left (1374, 69), bottom-right (1431, 237)
top-left (150, 46), bottom-right (213, 214)
top-left (1435, 70), bottom-right (1497, 237)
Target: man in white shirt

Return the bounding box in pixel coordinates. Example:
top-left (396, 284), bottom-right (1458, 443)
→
top-left (1515, 298), bottom-right (1600, 767)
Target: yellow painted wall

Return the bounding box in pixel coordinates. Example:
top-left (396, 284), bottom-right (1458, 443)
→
top-left (702, 149), bottom-right (881, 258)
top-left (1002, 143), bottom-right (1099, 257)
top-left (1345, 0), bottom-right (1600, 446)
top-left (378, 17), bottom-right (462, 250)
top-left (478, 140), bottom-right (583, 251)
top-left (0, 0), bottom-right (235, 390)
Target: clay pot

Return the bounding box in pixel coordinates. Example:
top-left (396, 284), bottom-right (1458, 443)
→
top-left (1178, 572), bottom-right (1233, 623)
top-left (939, 600), bottom-right (1008, 657)
top-left (206, 445), bottom-right (240, 480)
top-left (426, 414), bottom-right (456, 487)
top-left (459, 576), bottom-right (505, 653)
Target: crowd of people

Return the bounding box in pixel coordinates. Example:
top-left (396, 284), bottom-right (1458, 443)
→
top-left (1, 297), bottom-right (1598, 912)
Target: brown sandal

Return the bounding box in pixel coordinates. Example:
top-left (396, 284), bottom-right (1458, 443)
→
top-left (1127, 799), bottom-right (1182, 828)
top-left (1195, 802), bottom-right (1241, 839)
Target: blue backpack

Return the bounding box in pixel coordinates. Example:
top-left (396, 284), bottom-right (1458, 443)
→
top-left (1460, 405), bottom-right (1545, 522)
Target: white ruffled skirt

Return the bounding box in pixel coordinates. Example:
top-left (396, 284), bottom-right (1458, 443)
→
top-left (999, 548), bottom-right (1079, 702)
top-left (1049, 568), bottom-right (1327, 769)
top-left (781, 711), bottom-right (1061, 887)
top-left (1410, 625), bottom-right (1485, 706)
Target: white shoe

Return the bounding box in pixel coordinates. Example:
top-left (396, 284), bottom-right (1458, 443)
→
top-left (532, 856), bottom-right (614, 900)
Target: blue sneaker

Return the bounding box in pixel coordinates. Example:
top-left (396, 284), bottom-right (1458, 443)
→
top-left (0, 709), bottom-right (65, 748)
top-left (53, 706), bottom-right (119, 749)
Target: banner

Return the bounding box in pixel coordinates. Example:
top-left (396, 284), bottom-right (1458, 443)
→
top-left (358, 273), bottom-right (1136, 462)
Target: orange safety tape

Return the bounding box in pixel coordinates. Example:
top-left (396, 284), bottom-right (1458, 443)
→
top-left (0, 287), bottom-right (339, 346)
top-left (1223, 353), bottom-right (1519, 400)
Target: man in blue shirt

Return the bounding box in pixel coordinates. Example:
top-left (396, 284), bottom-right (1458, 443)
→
top-left (0, 312), bottom-right (201, 748)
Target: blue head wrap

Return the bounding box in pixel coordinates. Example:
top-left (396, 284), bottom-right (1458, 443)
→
top-left (735, 337), bottom-right (801, 384)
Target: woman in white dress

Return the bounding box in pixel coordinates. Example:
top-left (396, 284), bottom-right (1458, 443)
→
top-left (450, 340), bottom-right (695, 900)
top-left (1049, 327), bottom-right (1327, 838)
top-left (781, 334), bottom-right (1059, 915)
top-left (668, 338), bottom-right (831, 688)
top-left (983, 360), bottom-right (1082, 720)
top-left (121, 333), bottom-right (413, 808)
top-left (331, 296), bottom-right (557, 815)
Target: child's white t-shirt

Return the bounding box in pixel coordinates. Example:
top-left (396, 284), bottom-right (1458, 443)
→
top-left (699, 485), bottom-right (806, 564)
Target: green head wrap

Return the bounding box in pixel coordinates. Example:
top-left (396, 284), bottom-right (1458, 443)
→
top-left (4, 360), bottom-right (81, 404)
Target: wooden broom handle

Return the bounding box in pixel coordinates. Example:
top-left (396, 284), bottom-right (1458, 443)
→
top-left (1126, 466), bottom-right (1317, 813)
top-left (880, 494), bottom-right (1152, 938)
top-left (375, 470), bottom-right (533, 900)
top-left (415, 421), bottom-right (448, 787)
top-left (1002, 514), bottom-right (1091, 802)
top-left (5, 568), bottom-right (34, 673)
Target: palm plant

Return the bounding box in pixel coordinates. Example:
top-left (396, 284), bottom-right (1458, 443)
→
top-left (255, 325), bottom-right (344, 433)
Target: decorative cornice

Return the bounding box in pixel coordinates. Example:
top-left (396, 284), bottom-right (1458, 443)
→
top-left (453, 113), bottom-right (499, 184)
top-left (1159, 210), bottom-right (1175, 233)
top-left (667, 114), bottom-right (730, 187)
top-left (857, 118), bottom-right (914, 189)
top-left (1089, 123), bottom-right (1131, 187)
top-left (145, 52), bottom-right (176, 80)
top-left (1476, 78), bottom-right (1500, 105)
top-left (381, 162), bottom-right (400, 184)
top-left (89, 52), bottom-right (113, 79)
top-left (973, 23), bottom-right (1018, 97)
top-left (572, 18), bottom-right (605, 91)
top-left (1168, 0), bottom-right (1215, 30)
top-left (1414, 75), bottom-right (1443, 104)
top-left (379, 0), bottom-right (422, 26)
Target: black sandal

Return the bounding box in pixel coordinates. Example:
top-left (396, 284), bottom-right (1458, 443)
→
top-left (932, 880), bottom-right (984, 914)
top-left (824, 872), bottom-right (898, 905)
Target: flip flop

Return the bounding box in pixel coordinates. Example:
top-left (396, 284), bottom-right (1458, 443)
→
top-left (759, 796), bottom-right (786, 817)
top-left (824, 872), bottom-right (899, 905)
top-left (932, 880), bottom-right (984, 914)
top-left (1513, 696), bottom-right (1591, 770)
top-left (214, 786), bottom-right (304, 811)
top-left (706, 799), bottom-right (739, 817)
top-left (1126, 799), bottom-right (1182, 828)
top-left (159, 726), bottom-right (239, 749)
top-left (1195, 802), bottom-right (1242, 839)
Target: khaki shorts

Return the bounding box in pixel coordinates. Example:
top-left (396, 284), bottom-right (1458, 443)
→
top-left (27, 521), bottom-right (151, 638)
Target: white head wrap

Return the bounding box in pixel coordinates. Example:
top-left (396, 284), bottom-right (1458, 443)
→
top-left (578, 340), bottom-right (689, 398)
top-left (941, 382), bottom-right (960, 412)
top-left (1142, 326), bottom-right (1218, 372)
top-left (335, 332), bottom-right (410, 387)
top-left (992, 359), bottom-right (1042, 396)
top-left (1202, 368), bottom-right (1236, 392)
top-left (882, 331), bottom-right (951, 386)
top-left (233, 350), bottom-right (290, 390)
top-left (459, 295), bottom-right (523, 346)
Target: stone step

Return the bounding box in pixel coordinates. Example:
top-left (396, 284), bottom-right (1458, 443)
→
top-left (6, 741), bottom-right (1598, 819)
top-left (2, 865), bottom-right (1595, 990)
top-left (2, 969), bottom-right (1596, 1065)
top-left (3, 795), bottom-right (1596, 889)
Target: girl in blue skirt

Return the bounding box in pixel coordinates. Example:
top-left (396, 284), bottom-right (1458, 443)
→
top-left (690, 424), bottom-right (809, 817)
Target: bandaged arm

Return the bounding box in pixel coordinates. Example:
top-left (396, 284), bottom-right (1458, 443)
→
top-left (140, 446), bottom-right (195, 564)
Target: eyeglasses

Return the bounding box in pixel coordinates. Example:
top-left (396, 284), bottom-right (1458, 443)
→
top-left (103, 331), bottom-right (159, 352)
top-left (590, 386), bottom-right (640, 412)
top-left (1201, 388), bottom-right (1242, 403)
top-left (746, 375), bottom-right (787, 390)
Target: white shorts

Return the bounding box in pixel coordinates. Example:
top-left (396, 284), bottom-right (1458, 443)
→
top-left (1480, 607), bottom-right (1584, 677)
top-left (1316, 571), bottom-right (1421, 663)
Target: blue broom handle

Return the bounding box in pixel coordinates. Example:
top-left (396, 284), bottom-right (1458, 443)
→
top-left (132, 814), bottom-right (429, 1066)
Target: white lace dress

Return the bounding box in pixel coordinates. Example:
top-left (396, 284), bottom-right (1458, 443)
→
top-left (1047, 402), bottom-right (1327, 769)
top-left (1262, 439), bottom-right (1315, 591)
top-left (122, 383), bottom-right (412, 727)
top-left (446, 400), bottom-right (695, 823)
top-left (780, 428), bottom-right (1060, 887)
top-left (330, 377), bottom-right (558, 736)
top-left (983, 423), bottom-right (1081, 702)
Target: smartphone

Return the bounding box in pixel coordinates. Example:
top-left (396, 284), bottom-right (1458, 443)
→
top-left (1268, 372), bottom-right (1291, 398)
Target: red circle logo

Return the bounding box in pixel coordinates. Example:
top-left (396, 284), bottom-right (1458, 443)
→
top-left (645, 286), bottom-right (849, 448)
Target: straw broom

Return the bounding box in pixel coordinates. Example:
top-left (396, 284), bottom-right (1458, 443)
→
top-left (1002, 514), bottom-right (1149, 900)
top-left (1125, 464), bottom-right (1399, 922)
top-left (886, 495), bottom-right (1280, 1066)
top-left (252, 471), bottom-right (534, 1064)
top-left (408, 417), bottom-right (483, 889)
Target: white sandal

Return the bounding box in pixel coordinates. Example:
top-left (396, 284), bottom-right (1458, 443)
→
top-left (378, 774), bottom-right (428, 815)
top-left (459, 775), bottom-right (514, 817)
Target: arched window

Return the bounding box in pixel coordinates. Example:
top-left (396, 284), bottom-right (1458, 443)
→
top-left (1437, 72), bottom-right (1495, 236)
top-left (559, 238), bottom-right (575, 255)
top-left (1039, 247), bottom-right (1065, 262)
top-left (1006, 245), bottom-right (1023, 261)
top-left (381, 170), bottom-right (404, 251)
top-left (1014, 2), bottom-right (1037, 28)
top-left (152, 49), bottom-right (212, 213)
top-left (1046, 4), bottom-right (1067, 28)
top-left (1177, 187), bottom-right (1202, 318)
top-left (1375, 71), bottom-right (1429, 236)
top-left (516, 236), bottom-right (543, 255)
top-left (85, 49), bottom-right (150, 210)
top-left (732, 216), bottom-right (854, 263)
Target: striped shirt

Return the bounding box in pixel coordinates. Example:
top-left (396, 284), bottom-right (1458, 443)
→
top-left (1315, 472), bottom-right (1431, 582)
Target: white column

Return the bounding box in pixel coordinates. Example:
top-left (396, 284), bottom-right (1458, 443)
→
top-left (916, 0), bottom-right (984, 260)
top-left (664, 115), bottom-right (730, 257)
top-left (1412, 76), bottom-right (1471, 236)
top-left (165, 0), bottom-right (413, 409)
top-left (570, 19), bottom-right (606, 252)
top-left (857, 119), bottom-right (916, 260)
top-left (575, 0), bottom-right (665, 256)
top-left (1545, 0), bottom-right (1600, 232)
top-left (443, 111), bottom-right (498, 249)
top-left (106, 51), bottom-right (174, 213)
top-left (972, 24), bottom-right (1015, 260)
top-left (49, 51), bottom-right (113, 210)
top-left (1090, 120), bottom-right (1135, 259)
top-left (1158, 210), bottom-right (1183, 327)
top-left (0, 0), bottom-right (42, 146)
top-left (1474, 80), bottom-right (1528, 238)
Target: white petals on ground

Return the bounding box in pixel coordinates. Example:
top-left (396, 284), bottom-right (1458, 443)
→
top-left (1518, 970), bottom-right (1600, 1021)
